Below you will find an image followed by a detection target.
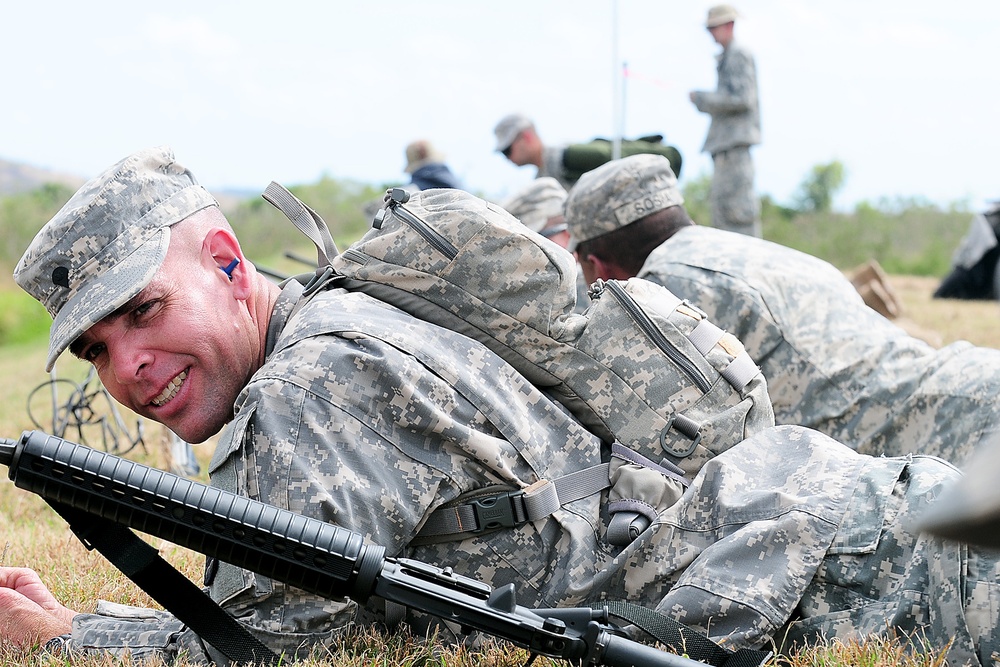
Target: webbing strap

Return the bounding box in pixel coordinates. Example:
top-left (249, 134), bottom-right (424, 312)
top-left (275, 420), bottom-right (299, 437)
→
top-left (51, 502), bottom-right (280, 666)
top-left (416, 463), bottom-right (611, 539)
top-left (262, 182), bottom-right (339, 267)
top-left (688, 318), bottom-right (725, 355)
top-left (595, 600), bottom-right (773, 667)
top-left (688, 319), bottom-right (760, 393)
top-left (722, 352), bottom-right (759, 392)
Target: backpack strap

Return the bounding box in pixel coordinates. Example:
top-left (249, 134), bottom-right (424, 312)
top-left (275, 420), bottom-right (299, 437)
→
top-left (594, 600), bottom-right (773, 667)
top-left (262, 182), bottom-right (339, 267)
top-left (413, 462), bottom-right (612, 542)
top-left (50, 501), bottom-right (281, 665)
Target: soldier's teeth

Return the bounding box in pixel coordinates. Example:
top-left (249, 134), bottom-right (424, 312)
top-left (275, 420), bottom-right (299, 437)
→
top-left (152, 371), bottom-right (188, 407)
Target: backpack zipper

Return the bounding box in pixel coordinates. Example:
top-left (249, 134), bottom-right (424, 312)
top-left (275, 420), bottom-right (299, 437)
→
top-left (598, 280), bottom-right (712, 393)
top-left (388, 202), bottom-right (459, 260)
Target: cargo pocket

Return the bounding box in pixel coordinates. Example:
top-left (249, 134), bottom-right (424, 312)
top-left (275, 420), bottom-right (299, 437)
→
top-left (783, 457), bottom-right (927, 652)
top-left (789, 457), bottom-right (910, 616)
top-left (827, 456), bottom-right (909, 555)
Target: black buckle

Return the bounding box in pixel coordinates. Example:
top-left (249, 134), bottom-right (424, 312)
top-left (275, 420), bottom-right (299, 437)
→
top-left (470, 492), bottom-right (522, 533)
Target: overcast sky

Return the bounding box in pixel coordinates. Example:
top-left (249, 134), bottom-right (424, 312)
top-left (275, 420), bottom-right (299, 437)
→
top-left (5, 1), bottom-right (998, 212)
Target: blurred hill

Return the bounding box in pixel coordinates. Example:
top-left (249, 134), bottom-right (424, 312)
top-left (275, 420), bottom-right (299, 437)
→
top-left (0, 157), bottom-right (86, 196)
top-left (0, 160), bottom-right (388, 279)
top-left (0, 155), bottom-right (254, 210)
top-left (0, 155), bottom-right (971, 287)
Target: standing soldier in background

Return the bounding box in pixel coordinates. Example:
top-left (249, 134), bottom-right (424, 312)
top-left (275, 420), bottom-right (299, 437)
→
top-left (690, 4), bottom-right (762, 238)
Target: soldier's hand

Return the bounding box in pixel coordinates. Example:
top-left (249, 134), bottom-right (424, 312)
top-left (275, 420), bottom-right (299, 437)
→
top-left (0, 567), bottom-right (76, 647)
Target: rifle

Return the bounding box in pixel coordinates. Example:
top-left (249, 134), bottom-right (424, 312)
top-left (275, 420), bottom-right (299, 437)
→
top-left (0, 430), bottom-right (715, 667)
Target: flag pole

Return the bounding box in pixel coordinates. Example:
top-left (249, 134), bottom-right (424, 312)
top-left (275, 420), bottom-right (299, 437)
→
top-left (612, 0), bottom-right (622, 160)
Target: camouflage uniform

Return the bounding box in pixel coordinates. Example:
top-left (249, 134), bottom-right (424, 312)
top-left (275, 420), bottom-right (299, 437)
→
top-left (690, 40), bottom-right (761, 237)
top-left (537, 144), bottom-right (573, 190)
top-left (67, 280), bottom-right (1000, 667)
top-left (638, 224), bottom-right (1000, 466)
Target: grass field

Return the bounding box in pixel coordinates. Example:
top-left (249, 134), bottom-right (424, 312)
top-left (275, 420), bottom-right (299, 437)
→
top-left (0, 274), bottom-right (993, 667)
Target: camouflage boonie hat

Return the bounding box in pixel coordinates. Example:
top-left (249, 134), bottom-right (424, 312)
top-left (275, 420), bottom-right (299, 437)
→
top-left (706, 4), bottom-right (739, 28)
top-left (404, 139), bottom-right (445, 174)
top-left (14, 145), bottom-right (218, 371)
top-left (501, 177), bottom-right (567, 232)
top-left (563, 154), bottom-right (684, 252)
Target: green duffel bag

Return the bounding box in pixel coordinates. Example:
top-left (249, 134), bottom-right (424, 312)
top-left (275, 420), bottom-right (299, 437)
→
top-left (563, 135), bottom-right (683, 182)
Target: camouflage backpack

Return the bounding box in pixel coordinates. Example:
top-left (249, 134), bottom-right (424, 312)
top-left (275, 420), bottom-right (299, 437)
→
top-left (265, 184), bottom-right (774, 544)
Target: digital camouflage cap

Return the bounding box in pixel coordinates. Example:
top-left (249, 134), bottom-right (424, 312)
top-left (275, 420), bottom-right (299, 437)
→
top-left (563, 153), bottom-right (684, 252)
top-left (501, 177), bottom-right (567, 232)
top-left (14, 145), bottom-right (218, 372)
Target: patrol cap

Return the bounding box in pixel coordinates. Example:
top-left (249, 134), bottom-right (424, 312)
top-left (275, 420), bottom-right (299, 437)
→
top-left (563, 154), bottom-right (684, 252)
top-left (14, 145), bottom-right (218, 372)
top-left (501, 177), bottom-right (567, 233)
top-left (494, 113), bottom-right (534, 152)
top-left (404, 139), bottom-right (445, 174)
top-left (706, 4), bottom-right (739, 28)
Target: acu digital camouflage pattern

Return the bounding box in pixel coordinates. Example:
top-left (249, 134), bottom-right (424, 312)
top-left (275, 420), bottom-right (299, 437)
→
top-left (500, 176), bottom-right (567, 233)
top-left (539, 143), bottom-right (574, 190)
top-left (206, 281), bottom-right (615, 660)
top-left (689, 40), bottom-right (760, 156)
top-left (708, 146), bottom-right (761, 237)
top-left (564, 153), bottom-right (684, 252)
top-left (13, 146), bottom-right (218, 372)
top-left (330, 188), bottom-right (773, 477)
top-left (640, 224), bottom-right (1000, 467)
top-left (68, 279), bottom-right (1000, 666)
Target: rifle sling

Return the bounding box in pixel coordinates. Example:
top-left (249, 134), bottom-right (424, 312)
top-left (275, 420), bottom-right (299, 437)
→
top-left (595, 600), bottom-right (773, 667)
top-left (49, 501), bottom-right (280, 666)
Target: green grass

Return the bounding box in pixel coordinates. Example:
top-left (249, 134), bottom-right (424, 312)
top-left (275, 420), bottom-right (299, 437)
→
top-left (0, 289), bottom-right (51, 347)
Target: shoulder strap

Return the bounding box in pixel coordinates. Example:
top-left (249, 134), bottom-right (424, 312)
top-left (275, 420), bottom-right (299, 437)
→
top-left (414, 463), bottom-right (613, 542)
top-left (262, 182), bottom-right (339, 267)
top-left (50, 501), bottom-right (281, 666)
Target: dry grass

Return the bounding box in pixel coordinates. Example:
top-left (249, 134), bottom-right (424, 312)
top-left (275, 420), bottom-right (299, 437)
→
top-left (0, 275), bottom-right (995, 666)
top-left (782, 633), bottom-right (953, 667)
top-left (891, 275), bottom-right (1000, 348)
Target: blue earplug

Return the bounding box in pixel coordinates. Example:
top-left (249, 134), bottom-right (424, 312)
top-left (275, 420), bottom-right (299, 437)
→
top-left (221, 258), bottom-right (240, 280)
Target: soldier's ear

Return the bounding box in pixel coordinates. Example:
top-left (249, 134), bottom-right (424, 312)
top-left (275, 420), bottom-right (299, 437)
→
top-left (586, 254), bottom-right (625, 282)
top-left (204, 227), bottom-right (250, 297)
